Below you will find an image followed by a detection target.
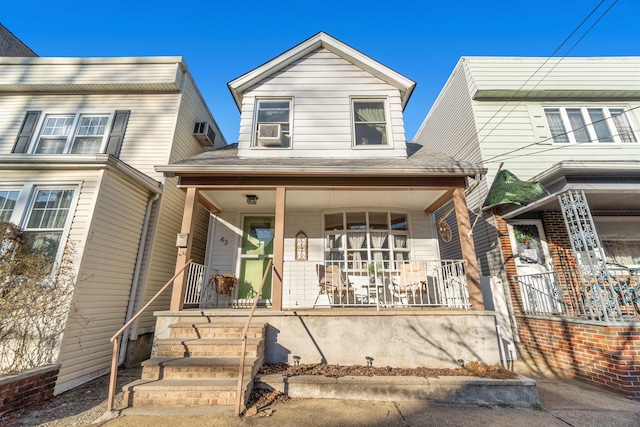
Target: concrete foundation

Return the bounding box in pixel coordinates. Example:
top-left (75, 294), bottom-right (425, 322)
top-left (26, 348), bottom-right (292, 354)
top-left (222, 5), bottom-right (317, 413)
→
top-left (153, 309), bottom-right (501, 368)
top-left (255, 373), bottom-right (540, 407)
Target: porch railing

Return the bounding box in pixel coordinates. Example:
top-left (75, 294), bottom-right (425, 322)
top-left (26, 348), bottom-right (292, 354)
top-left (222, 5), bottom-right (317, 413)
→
top-left (183, 263), bottom-right (218, 305)
top-left (107, 260), bottom-right (193, 411)
top-left (515, 266), bottom-right (640, 323)
top-left (283, 259), bottom-right (470, 309)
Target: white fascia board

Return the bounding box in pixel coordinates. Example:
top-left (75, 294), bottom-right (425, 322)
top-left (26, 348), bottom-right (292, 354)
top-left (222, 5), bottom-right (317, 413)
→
top-left (228, 32), bottom-right (416, 110)
top-left (0, 154), bottom-right (162, 194)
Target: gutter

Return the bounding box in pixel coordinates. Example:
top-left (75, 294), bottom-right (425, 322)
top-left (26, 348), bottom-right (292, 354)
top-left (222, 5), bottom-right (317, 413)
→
top-left (118, 192), bottom-right (161, 365)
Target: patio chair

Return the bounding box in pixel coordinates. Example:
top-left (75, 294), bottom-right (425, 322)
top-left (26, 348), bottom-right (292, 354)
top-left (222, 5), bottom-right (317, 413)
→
top-left (389, 262), bottom-right (426, 305)
top-left (319, 264), bottom-right (354, 305)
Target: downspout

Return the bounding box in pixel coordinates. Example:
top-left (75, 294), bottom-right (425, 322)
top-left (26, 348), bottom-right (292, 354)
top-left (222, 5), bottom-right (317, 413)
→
top-left (118, 192), bottom-right (160, 365)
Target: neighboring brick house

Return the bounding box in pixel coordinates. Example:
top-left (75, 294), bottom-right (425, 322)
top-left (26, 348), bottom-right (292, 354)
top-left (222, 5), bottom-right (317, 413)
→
top-left (415, 56), bottom-right (640, 398)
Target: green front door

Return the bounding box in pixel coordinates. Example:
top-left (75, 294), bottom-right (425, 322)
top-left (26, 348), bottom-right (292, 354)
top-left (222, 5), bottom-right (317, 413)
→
top-left (237, 216), bottom-right (274, 301)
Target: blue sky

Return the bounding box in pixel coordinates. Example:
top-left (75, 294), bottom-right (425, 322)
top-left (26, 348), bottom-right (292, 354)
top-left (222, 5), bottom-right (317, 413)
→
top-left (2, 0), bottom-right (639, 142)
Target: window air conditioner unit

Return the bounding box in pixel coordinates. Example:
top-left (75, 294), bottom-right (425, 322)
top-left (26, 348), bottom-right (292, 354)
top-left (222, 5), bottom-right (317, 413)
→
top-left (257, 123), bottom-right (282, 147)
top-left (193, 121), bottom-right (215, 147)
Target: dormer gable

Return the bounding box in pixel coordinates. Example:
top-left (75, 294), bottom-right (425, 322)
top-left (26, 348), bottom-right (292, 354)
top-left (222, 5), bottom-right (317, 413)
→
top-left (229, 32), bottom-right (416, 159)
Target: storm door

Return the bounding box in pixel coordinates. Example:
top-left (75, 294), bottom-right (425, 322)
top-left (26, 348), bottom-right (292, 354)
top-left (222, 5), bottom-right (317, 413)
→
top-left (237, 216), bottom-right (274, 304)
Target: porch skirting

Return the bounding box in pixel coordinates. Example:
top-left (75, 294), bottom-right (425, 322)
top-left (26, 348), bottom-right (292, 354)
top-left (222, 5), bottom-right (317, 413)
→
top-left (152, 309), bottom-right (501, 368)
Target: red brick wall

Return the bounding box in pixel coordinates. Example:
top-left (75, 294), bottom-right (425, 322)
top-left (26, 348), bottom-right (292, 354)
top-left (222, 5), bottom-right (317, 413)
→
top-left (0, 364), bottom-right (60, 416)
top-left (540, 211), bottom-right (577, 273)
top-left (494, 211), bottom-right (524, 314)
top-left (517, 316), bottom-right (640, 399)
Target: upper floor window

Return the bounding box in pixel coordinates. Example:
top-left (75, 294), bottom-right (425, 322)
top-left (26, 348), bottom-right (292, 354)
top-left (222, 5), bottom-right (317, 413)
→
top-left (12, 110), bottom-right (130, 157)
top-left (35, 114), bottom-right (110, 154)
top-left (544, 107), bottom-right (637, 144)
top-left (254, 100), bottom-right (291, 148)
top-left (353, 100), bottom-right (388, 146)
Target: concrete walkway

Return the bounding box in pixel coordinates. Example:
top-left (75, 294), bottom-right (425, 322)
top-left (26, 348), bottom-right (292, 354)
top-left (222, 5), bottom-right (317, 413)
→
top-left (98, 365), bottom-right (640, 427)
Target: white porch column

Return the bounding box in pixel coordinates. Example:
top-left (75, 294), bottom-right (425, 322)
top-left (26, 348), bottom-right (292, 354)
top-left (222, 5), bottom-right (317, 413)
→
top-left (272, 187), bottom-right (285, 311)
top-left (170, 187), bottom-right (198, 311)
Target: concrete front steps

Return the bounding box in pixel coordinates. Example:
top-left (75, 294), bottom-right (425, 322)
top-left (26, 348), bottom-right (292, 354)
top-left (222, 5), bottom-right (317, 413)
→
top-left (123, 321), bottom-right (266, 410)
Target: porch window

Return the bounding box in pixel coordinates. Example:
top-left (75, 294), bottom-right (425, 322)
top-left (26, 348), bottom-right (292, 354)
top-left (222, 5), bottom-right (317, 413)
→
top-left (254, 100), bottom-right (291, 148)
top-left (324, 211), bottom-right (409, 271)
top-left (544, 106), bottom-right (637, 144)
top-left (352, 100), bottom-right (388, 146)
top-left (34, 114), bottom-right (111, 154)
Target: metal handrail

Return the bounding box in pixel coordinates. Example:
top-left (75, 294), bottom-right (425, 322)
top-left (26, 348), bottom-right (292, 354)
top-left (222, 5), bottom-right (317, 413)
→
top-left (235, 258), bottom-right (273, 417)
top-left (106, 259), bottom-right (193, 411)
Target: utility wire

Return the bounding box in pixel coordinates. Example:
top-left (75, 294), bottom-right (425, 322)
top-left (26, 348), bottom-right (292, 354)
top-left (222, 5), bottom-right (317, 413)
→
top-left (482, 105), bottom-right (640, 164)
top-left (474, 0), bottom-right (609, 140)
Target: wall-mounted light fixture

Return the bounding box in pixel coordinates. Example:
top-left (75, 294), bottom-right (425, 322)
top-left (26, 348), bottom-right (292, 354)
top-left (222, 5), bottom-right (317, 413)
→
top-left (246, 194), bottom-right (258, 205)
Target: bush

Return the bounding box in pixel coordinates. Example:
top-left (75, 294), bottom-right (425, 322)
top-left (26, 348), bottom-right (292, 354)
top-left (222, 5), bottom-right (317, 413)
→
top-left (0, 222), bottom-right (75, 375)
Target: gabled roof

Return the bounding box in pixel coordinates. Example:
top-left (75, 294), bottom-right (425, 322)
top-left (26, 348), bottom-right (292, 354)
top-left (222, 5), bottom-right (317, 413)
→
top-left (228, 32), bottom-right (416, 110)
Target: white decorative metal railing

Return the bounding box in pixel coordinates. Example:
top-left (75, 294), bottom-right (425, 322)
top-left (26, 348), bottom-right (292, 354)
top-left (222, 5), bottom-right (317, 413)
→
top-left (282, 259), bottom-right (470, 309)
top-left (515, 266), bottom-right (640, 323)
top-left (183, 263), bottom-right (218, 306)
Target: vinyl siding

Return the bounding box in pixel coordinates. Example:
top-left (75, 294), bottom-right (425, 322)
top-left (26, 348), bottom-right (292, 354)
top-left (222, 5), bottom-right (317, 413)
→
top-left (0, 59), bottom-right (181, 90)
top-left (55, 170), bottom-right (150, 390)
top-left (464, 57), bottom-right (640, 97)
top-left (0, 93), bottom-right (180, 179)
top-left (473, 100), bottom-right (640, 183)
top-left (414, 59), bottom-right (481, 164)
top-left (170, 73), bottom-right (226, 159)
top-left (237, 48), bottom-right (408, 158)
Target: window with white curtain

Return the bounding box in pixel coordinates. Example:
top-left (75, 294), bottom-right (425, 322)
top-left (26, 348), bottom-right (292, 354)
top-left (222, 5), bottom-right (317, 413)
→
top-left (324, 211), bottom-right (409, 271)
top-left (34, 114), bottom-right (111, 154)
top-left (544, 106), bottom-right (637, 144)
top-left (352, 100), bottom-right (388, 146)
top-left (0, 185), bottom-right (76, 266)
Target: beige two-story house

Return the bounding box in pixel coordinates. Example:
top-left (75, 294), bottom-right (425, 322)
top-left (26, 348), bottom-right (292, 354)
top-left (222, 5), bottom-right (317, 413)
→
top-left (0, 56), bottom-right (226, 393)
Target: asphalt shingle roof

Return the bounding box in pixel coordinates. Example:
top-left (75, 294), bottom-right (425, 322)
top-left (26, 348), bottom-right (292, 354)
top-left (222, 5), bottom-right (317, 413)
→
top-left (159, 143), bottom-right (486, 177)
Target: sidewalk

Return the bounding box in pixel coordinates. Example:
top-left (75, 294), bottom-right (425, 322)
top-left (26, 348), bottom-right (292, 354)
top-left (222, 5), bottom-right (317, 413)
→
top-left (96, 364), bottom-right (640, 427)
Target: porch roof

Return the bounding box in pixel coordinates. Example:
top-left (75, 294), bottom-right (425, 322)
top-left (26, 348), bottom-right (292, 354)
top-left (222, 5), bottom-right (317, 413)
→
top-left (156, 143), bottom-right (486, 178)
top-left (500, 161), bottom-right (640, 219)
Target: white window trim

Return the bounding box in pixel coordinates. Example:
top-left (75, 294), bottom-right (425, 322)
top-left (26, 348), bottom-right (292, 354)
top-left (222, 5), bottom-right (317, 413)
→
top-left (1, 183), bottom-right (80, 267)
top-left (29, 111), bottom-right (115, 154)
top-left (351, 97), bottom-right (393, 149)
top-left (252, 98), bottom-right (293, 149)
top-left (544, 105), bottom-right (637, 145)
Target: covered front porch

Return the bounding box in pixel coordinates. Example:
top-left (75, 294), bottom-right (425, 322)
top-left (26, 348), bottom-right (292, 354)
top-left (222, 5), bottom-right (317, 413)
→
top-left (167, 184), bottom-right (485, 314)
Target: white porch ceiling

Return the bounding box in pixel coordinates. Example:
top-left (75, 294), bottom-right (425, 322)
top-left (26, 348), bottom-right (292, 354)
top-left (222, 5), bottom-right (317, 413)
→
top-left (200, 189), bottom-right (447, 212)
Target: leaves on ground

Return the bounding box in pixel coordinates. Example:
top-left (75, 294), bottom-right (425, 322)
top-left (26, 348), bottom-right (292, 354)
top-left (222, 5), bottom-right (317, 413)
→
top-left (258, 361), bottom-right (517, 380)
